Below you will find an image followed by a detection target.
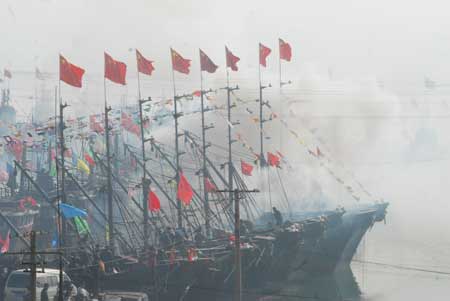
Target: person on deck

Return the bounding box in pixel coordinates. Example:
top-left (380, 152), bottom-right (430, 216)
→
top-left (41, 283), bottom-right (49, 301)
top-left (272, 207), bottom-right (283, 226)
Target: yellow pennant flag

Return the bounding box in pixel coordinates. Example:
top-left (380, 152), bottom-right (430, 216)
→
top-left (77, 159), bottom-right (90, 175)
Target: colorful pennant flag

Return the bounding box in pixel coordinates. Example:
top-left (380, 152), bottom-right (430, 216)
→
top-left (148, 190), bottom-right (161, 212)
top-left (177, 172), bottom-right (193, 205)
top-left (267, 152), bottom-right (280, 167)
top-left (74, 216), bottom-right (90, 235)
top-left (204, 177), bottom-right (217, 192)
top-left (0, 230), bottom-right (11, 253)
top-left (60, 203), bottom-right (87, 219)
top-left (77, 159), bottom-right (90, 175)
top-left (241, 160), bottom-right (254, 176)
top-left (84, 153), bottom-right (95, 166)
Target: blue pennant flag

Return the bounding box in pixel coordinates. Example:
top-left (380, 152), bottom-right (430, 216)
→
top-left (51, 231), bottom-right (58, 248)
top-left (60, 203), bottom-right (87, 219)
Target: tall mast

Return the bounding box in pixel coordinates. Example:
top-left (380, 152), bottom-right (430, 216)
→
top-left (224, 46), bottom-right (239, 214)
top-left (199, 51), bottom-right (215, 238)
top-left (171, 50), bottom-right (183, 229)
top-left (199, 58), bottom-right (210, 237)
top-left (258, 43), bottom-right (271, 167)
top-left (138, 96), bottom-right (152, 250)
top-left (58, 101), bottom-right (68, 246)
top-left (278, 38), bottom-right (291, 150)
top-left (104, 79), bottom-right (115, 253)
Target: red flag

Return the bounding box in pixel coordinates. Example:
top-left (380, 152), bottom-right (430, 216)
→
top-left (204, 177), bottom-right (217, 192)
top-left (226, 47), bottom-right (240, 71)
top-left (279, 38), bottom-right (292, 62)
top-left (104, 52), bottom-right (127, 85)
top-left (148, 190), bottom-right (161, 212)
top-left (267, 152), bottom-right (280, 167)
top-left (316, 147), bottom-right (323, 157)
top-left (171, 48), bottom-right (191, 74)
top-left (240, 160), bottom-right (254, 176)
top-left (136, 49), bottom-right (155, 76)
top-left (59, 55), bottom-right (85, 88)
top-left (200, 49), bottom-right (218, 73)
top-left (84, 153), bottom-right (95, 166)
top-left (177, 172), bottom-right (193, 205)
top-left (4, 69), bottom-right (12, 79)
top-left (259, 43), bottom-right (272, 67)
top-left (192, 90), bottom-right (201, 97)
top-left (0, 230), bottom-right (10, 253)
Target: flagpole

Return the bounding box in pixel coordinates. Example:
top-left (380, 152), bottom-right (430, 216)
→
top-left (278, 41), bottom-right (282, 89)
top-left (278, 40), bottom-right (283, 151)
top-left (258, 43), bottom-right (265, 167)
top-left (199, 50), bottom-right (211, 238)
top-left (54, 83), bottom-right (64, 301)
top-left (104, 76), bottom-right (115, 254)
top-left (136, 51), bottom-right (142, 100)
top-left (171, 48), bottom-right (183, 229)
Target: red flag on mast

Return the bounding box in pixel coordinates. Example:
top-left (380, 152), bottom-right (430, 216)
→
top-left (259, 43), bottom-right (272, 67)
top-left (204, 177), bottom-right (217, 192)
top-left (59, 55), bottom-right (85, 88)
top-left (177, 172), bottom-right (193, 205)
top-left (136, 49), bottom-right (155, 76)
top-left (200, 49), bottom-right (218, 73)
top-left (171, 48), bottom-right (191, 74)
top-left (279, 38), bottom-right (292, 62)
top-left (0, 230), bottom-right (10, 253)
top-left (241, 160), bottom-right (254, 176)
top-left (104, 52), bottom-right (127, 85)
top-left (226, 47), bottom-right (240, 71)
top-left (148, 190), bottom-right (161, 212)
top-left (267, 152), bottom-right (281, 167)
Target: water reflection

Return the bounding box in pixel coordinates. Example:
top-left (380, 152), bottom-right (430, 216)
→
top-left (255, 264), bottom-right (361, 301)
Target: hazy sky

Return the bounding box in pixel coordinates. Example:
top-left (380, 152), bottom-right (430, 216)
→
top-left (1, 0), bottom-right (450, 85)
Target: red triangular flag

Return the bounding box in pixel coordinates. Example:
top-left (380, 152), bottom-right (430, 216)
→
top-left (177, 172), bottom-right (193, 205)
top-left (104, 52), bottom-right (127, 85)
top-left (59, 55), bottom-right (85, 88)
top-left (279, 38), bottom-right (292, 62)
top-left (148, 190), bottom-right (161, 212)
top-left (241, 160), bottom-right (253, 176)
top-left (204, 177), bottom-right (217, 192)
top-left (192, 90), bottom-right (202, 97)
top-left (136, 49), bottom-right (155, 76)
top-left (200, 49), bottom-right (218, 73)
top-left (267, 152), bottom-right (280, 167)
top-left (171, 48), bottom-right (191, 74)
top-left (226, 46), bottom-right (240, 71)
top-left (0, 230), bottom-right (10, 253)
top-left (84, 153), bottom-right (95, 166)
top-left (259, 43), bottom-right (272, 67)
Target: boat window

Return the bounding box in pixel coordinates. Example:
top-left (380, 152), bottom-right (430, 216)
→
top-left (7, 273), bottom-right (30, 288)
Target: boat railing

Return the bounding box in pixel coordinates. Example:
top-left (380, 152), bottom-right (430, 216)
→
top-left (0, 185), bottom-right (12, 198)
